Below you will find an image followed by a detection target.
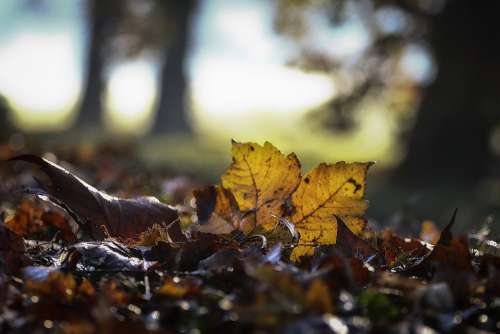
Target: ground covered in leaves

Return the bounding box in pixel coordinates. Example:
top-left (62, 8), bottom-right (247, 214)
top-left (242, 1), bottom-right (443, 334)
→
top-left (1, 142), bottom-right (500, 333)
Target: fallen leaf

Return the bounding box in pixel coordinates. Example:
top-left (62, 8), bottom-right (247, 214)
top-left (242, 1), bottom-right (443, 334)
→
top-left (132, 223), bottom-right (170, 246)
top-left (4, 142), bottom-right (500, 332)
top-left (317, 253), bottom-right (372, 289)
top-left (195, 142), bottom-right (373, 261)
top-left (5, 200), bottom-right (76, 241)
top-left (4, 200), bottom-right (45, 237)
top-left (378, 228), bottom-right (429, 270)
top-left (193, 185), bottom-right (239, 234)
top-left (305, 279), bottom-right (333, 313)
top-left (429, 236), bottom-right (473, 272)
top-left (333, 215), bottom-right (379, 263)
top-left (248, 217), bottom-right (299, 249)
top-left (407, 210), bottom-right (473, 277)
top-left (249, 264), bottom-right (305, 304)
top-left (0, 224), bottom-right (29, 273)
top-left (193, 185), bottom-right (217, 223)
top-left (197, 247), bottom-right (239, 272)
top-left (135, 220), bottom-right (187, 246)
top-left (221, 141), bottom-right (301, 232)
top-left (8, 155), bottom-right (178, 240)
top-left (436, 208), bottom-right (457, 247)
top-left (63, 241), bottom-right (150, 272)
top-left (41, 210), bottom-right (76, 242)
top-left (290, 162), bottom-right (372, 259)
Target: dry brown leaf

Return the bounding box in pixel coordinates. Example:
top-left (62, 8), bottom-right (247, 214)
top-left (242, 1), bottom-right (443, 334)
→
top-left (305, 279), bottom-right (333, 313)
top-left (0, 224), bottom-right (29, 273)
top-left (9, 155), bottom-right (178, 240)
top-left (334, 215), bottom-right (379, 262)
top-left (5, 200), bottom-right (76, 241)
top-left (135, 221), bottom-right (187, 246)
top-left (4, 200), bottom-right (45, 237)
top-left (193, 185), bottom-right (240, 234)
top-left (41, 210), bottom-right (76, 242)
top-left (408, 210), bottom-right (473, 276)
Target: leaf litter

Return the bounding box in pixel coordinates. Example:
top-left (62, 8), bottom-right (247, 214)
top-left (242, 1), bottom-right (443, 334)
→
top-left (0, 141), bottom-right (499, 333)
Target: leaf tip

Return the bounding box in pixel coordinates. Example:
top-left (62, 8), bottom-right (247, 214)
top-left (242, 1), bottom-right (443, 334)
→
top-left (7, 154), bottom-right (46, 166)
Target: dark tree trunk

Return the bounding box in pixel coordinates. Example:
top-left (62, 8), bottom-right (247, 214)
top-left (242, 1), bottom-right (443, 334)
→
top-left (75, 0), bottom-right (108, 128)
top-left (0, 95), bottom-right (13, 139)
top-left (394, 1), bottom-right (500, 185)
top-left (153, 0), bottom-right (196, 134)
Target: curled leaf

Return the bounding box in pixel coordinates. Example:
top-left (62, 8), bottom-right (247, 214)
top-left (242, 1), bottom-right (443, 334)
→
top-left (8, 155), bottom-right (178, 240)
top-left (64, 241), bottom-right (149, 272)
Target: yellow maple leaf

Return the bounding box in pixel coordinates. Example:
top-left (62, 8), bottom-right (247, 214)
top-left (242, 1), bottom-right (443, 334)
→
top-left (290, 162), bottom-right (373, 260)
top-left (221, 141), bottom-right (301, 231)
top-left (205, 141), bottom-right (372, 261)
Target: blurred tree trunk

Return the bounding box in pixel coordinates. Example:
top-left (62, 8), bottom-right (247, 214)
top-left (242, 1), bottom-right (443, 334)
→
top-left (395, 0), bottom-right (500, 184)
top-left (0, 96), bottom-right (12, 139)
top-left (76, 0), bottom-right (108, 128)
top-left (153, 0), bottom-right (196, 134)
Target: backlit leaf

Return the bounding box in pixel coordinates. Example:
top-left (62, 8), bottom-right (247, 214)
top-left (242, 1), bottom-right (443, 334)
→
top-left (221, 141), bottom-right (301, 231)
top-left (290, 162), bottom-right (373, 260)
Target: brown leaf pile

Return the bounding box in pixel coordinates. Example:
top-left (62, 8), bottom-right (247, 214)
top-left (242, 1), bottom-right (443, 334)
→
top-left (0, 142), bottom-right (499, 333)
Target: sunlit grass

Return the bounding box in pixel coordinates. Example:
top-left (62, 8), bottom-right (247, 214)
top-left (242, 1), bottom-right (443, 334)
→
top-left (192, 93), bottom-right (400, 171)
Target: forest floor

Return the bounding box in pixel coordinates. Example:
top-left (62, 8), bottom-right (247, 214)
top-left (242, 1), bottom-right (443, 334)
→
top-left (1, 138), bottom-right (500, 333)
